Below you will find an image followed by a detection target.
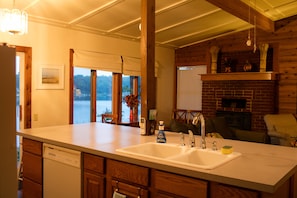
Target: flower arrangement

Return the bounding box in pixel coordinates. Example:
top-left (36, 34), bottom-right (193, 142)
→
top-left (123, 94), bottom-right (139, 108)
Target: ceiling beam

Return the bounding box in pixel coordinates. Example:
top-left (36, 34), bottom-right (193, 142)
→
top-left (206, 0), bottom-right (275, 32)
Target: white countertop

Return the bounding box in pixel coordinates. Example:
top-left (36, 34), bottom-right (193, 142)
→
top-left (17, 122), bottom-right (297, 193)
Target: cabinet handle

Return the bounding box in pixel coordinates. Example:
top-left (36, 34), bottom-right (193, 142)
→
top-left (137, 187), bottom-right (141, 198)
top-left (115, 180), bottom-right (119, 192)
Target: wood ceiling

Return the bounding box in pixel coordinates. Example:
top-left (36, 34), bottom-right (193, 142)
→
top-left (1, 0), bottom-right (297, 48)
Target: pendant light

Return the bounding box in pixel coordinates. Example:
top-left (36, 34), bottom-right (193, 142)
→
top-left (0, 0), bottom-right (28, 35)
top-left (253, 0), bottom-right (257, 53)
top-left (246, 0), bottom-right (252, 47)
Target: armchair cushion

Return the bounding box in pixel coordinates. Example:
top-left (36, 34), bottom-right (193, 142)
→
top-left (273, 125), bottom-right (297, 138)
top-left (231, 128), bottom-right (268, 143)
top-left (264, 114), bottom-right (297, 146)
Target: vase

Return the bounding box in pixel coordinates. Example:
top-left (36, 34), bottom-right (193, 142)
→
top-left (129, 108), bottom-right (134, 123)
top-left (129, 107), bottom-right (138, 123)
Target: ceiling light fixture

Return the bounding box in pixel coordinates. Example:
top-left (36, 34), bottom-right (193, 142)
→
top-left (252, 0), bottom-right (257, 53)
top-left (0, 0), bottom-right (28, 35)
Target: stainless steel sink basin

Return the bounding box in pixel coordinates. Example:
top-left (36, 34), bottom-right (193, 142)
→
top-left (116, 142), bottom-right (241, 170)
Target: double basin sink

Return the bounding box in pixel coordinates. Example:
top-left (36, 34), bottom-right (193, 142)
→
top-left (116, 142), bottom-right (241, 170)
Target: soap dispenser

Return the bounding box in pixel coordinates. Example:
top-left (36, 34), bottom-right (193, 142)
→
top-left (156, 121), bottom-right (166, 143)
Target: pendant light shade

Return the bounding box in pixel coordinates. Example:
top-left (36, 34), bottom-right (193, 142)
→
top-left (0, 8), bottom-right (28, 35)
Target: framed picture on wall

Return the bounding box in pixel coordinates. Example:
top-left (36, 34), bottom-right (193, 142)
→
top-left (37, 64), bottom-right (64, 89)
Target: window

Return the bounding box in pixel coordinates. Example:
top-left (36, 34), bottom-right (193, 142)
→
top-left (73, 67), bottom-right (112, 124)
top-left (96, 71), bottom-right (112, 122)
top-left (73, 68), bottom-right (91, 123)
top-left (70, 49), bottom-right (141, 125)
top-left (122, 75), bottom-right (141, 122)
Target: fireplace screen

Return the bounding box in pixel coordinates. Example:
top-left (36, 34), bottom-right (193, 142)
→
top-left (221, 98), bottom-right (246, 108)
top-left (216, 111), bottom-right (251, 130)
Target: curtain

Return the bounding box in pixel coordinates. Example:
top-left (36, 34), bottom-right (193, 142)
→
top-left (122, 56), bottom-right (159, 77)
top-left (73, 49), bottom-right (122, 73)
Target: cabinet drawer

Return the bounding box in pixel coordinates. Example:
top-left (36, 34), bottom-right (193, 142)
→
top-left (152, 170), bottom-right (207, 198)
top-left (23, 138), bottom-right (42, 155)
top-left (106, 159), bottom-right (149, 186)
top-left (23, 178), bottom-right (42, 198)
top-left (23, 151), bottom-right (43, 184)
top-left (210, 182), bottom-right (259, 198)
top-left (83, 153), bottom-right (105, 174)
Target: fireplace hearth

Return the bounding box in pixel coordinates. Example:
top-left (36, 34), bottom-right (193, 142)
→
top-left (202, 80), bottom-right (277, 131)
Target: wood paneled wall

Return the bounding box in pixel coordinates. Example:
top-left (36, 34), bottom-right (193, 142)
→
top-left (175, 15), bottom-right (297, 116)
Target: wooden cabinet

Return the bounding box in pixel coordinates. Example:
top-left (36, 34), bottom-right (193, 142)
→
top-left (22, 138), bottom-right (43, 198)
top-left (20, 141), bottom-right (296, 198)
top-left (83, 153), bottom-right (105, 198)
top-left (151, 169), bottom-right (207, 198)
top-left (106, 159), bottom-right (149, 198)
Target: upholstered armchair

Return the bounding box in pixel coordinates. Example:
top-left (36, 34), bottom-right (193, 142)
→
top-left (264, 114), bottom-right (297, 146)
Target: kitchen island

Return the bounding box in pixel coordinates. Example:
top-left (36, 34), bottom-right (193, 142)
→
top-left (17, 123), bottom-right (297, 198)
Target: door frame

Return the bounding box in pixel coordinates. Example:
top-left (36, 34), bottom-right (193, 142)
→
top-left (16, 46), bottom-right (32, 129)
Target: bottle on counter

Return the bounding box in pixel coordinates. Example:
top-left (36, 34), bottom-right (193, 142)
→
top-left (156, 121), bottom-right (166, 143)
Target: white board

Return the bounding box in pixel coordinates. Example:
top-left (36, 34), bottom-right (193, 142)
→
top-left (177, 66), bottom-right (207, 110)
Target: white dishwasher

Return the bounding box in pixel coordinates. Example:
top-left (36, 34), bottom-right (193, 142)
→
top-left (43, 143), bottom-right (81, 198)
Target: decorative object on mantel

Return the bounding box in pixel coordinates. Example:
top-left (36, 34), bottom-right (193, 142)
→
top-left (243, 60), bottom-right (252, 72)
top-left (123, 94), bottom-right (139, 122)
top-left (259, 43), bottom-right (269, 72)
top-left (209, 46), bottom-right (220, 74)
top-left (223, 57), bottom-right (235, 73)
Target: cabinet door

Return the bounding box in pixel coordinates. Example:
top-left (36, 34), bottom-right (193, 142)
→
top-left (84, 171), bottom-right (105, 198)
top-left (22, 138), bottom-right (43, 198)
top-left (23, 152), bottom-right (42, 184)
top-left (109, 179), bottom-right (148, 198)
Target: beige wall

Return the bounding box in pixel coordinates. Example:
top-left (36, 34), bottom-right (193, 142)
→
top-left (0, 21), bottom-right (174, 128)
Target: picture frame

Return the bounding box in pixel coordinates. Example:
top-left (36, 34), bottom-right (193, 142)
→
top-left (37, 65), bottom-right (64, 89)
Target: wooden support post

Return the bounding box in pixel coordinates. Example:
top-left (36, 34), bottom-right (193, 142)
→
top-left (112, 74), bottom-right (122, 124)
top-left (141, 0), bottom-right (156, 135)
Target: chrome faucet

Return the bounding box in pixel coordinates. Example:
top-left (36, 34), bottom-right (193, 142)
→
top-left (188, 130), bottom-right (195, 147)
top-left (192, 113), bottom-right (206, 149)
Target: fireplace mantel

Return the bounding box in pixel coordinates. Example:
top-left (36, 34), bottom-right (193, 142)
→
top-left (201, 72), bottom-right (278, 81)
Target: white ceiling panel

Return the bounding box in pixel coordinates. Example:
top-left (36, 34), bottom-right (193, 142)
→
top-left (76, 0), bottom-right (140, 31)
top-left (1, 0), bottom-right (297, 48)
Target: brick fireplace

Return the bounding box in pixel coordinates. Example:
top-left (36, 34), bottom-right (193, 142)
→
top-left (201, 74), bottom-right (278, 132)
